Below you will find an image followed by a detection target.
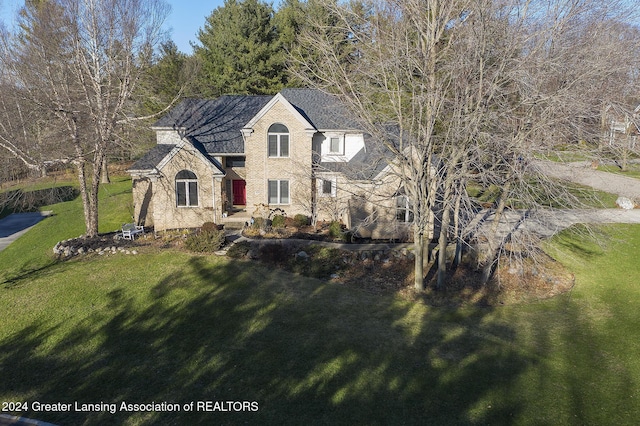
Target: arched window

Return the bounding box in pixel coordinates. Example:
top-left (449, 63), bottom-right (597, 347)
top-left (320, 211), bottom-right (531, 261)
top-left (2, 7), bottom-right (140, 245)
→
top-left (176, 170), bottom-right (198, 207)
top-left (268, 123), bottom-right (289, 157)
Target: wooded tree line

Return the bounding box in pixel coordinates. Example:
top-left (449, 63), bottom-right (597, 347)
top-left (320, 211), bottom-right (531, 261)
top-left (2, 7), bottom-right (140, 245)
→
top-left (1, 0), bottom-right (639, 288)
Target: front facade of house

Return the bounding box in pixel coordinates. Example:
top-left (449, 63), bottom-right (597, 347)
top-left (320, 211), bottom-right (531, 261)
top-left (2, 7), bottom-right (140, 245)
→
top-left (128, 88), bottom-right (418, 240)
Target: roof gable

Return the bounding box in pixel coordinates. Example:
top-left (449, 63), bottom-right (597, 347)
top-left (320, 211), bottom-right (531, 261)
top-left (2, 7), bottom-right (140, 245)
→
top-left (150, 89), bottom-right (364, 155)
top-left (243, 92), bottom-right (315, 132)
top-left (128, 144), bottom-right (176, 172)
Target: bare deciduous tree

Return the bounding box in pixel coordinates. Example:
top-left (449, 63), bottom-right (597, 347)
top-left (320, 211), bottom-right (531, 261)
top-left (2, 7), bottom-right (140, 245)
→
top-left (294, 0), bottom-right (640, 290)
top-left (0, 0), bottom-right (169, 237)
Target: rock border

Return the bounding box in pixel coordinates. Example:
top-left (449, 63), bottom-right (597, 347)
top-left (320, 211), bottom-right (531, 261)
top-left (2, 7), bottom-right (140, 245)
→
top-left (53, 235), bottom-right (139, 258)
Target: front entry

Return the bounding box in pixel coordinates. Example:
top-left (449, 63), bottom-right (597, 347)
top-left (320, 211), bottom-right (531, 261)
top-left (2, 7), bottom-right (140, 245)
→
top-left (232, 180), bottom-right (246, 205)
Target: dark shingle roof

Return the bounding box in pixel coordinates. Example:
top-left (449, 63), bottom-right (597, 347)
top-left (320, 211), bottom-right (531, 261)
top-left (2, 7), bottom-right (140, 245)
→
top-left (280, 88), bottom-right (361, 130)
top-left (153, 96), bottom-right (272, 154)
top-left (145, 89), bottom-right (382, 176)
top-left (129, 144), bottom-right (176, 171)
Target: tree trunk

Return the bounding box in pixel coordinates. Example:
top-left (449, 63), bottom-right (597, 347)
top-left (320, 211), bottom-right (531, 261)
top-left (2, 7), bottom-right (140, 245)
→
top-left (436, 173), bottom-right (456, 290)
top-left (101, 157), bottom-right (110, 184)
top-left (414, 228), bottom-right (425, 291)
top-left (452, 181), bottom-right (465, 268)
top-left (481, 180), bottom-right (512, 285)
top-left (76, 159), bottom-right (93, 237)
top-left (436, 205), bottom-right (450, 290)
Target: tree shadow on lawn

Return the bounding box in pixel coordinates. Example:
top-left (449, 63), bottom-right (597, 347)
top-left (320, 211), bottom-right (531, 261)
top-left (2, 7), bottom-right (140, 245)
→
top-left (0, 257), bottom-right (635, 425)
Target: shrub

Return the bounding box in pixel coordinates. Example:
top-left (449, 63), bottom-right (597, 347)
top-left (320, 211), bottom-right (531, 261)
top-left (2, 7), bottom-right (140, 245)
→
top-left (329, 221), bottom-right (343, 239)
top-left (293, 214), bottom-right (309, 227)
top-left (226, 241), bottom-right (251, 258)
top-left (185, 227), bottom-right (225, 252)
top-left (287, 245), bottom-right (345, 279)
top-left (271, 214), bottom-right (286, 228)
top-left (251, 217), bottom-right (265, 230)
top-left (201, 222), bottom-right (221, 232)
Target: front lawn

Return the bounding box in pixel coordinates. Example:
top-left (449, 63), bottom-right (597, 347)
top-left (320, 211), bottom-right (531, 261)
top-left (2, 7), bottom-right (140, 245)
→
top-left (1, 179), bottom-right (639, 425)
top-left (0, 175), bottom-right (132, 284)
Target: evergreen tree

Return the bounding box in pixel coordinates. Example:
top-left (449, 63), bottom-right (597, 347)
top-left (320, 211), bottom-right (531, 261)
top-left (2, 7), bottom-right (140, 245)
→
top-left (194, 0), bottom-right (285, 96)
top-left (136, 40), bottom-right (191, 115)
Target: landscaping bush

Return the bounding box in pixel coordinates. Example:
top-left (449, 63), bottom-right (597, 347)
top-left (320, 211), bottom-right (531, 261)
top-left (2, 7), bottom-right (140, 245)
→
top-left (271, 214), bottom-right (286, 228)
top-left (184, 227), bottom-right (225, 252)
top-left (226, 241), bottom-right (251, 258)
top-left (201, 221), bottom-right (222, 232)
top-left (293, 214), bottom-right (309, 227)
top-left (287, 245), bottom-right (345, 279)
top-left (251, 217), bottom-right (265, 230)
top-left (329, 221), bottom-right (344, 240)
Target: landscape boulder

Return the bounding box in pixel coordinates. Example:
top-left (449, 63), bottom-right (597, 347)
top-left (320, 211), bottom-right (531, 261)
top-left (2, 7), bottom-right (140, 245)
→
top-left (616, 196), bottom-right (635, 210)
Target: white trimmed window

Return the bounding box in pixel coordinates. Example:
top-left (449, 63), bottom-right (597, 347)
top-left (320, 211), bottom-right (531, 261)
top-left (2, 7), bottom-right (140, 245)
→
top-left (176, 170), bottom-right (198, 207)
top-left (329, 136), bottom-right (343, 154)
top-left (268, 179), bottom-right (290, 204)
top-left (268, 123), bottom-right (289, 157)
top-left (319, 177), bottom-right (337, 197)
top-left (396, 194), bottom-right (414, 222)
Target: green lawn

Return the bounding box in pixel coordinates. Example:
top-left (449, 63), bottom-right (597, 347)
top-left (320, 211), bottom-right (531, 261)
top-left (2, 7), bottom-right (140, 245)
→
top-left (1, 179), bottom-right (639, 425)
top-left (0, 175), bottom-right (133, 283)
top-left (597, 163), bottom-right (640, 179)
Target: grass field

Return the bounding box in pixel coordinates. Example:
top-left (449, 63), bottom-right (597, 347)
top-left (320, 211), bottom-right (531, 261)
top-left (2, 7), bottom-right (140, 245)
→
top-left (1, 178), bottom-right (639, 425)
top-left (597, 163), bottom-right (640, 179)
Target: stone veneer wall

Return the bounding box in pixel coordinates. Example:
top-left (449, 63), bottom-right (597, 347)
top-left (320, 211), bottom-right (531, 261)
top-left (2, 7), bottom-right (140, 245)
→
top-left (131, 177), bottom-right (154, 227)
top-left (150, 145), bottom-right (218, 231)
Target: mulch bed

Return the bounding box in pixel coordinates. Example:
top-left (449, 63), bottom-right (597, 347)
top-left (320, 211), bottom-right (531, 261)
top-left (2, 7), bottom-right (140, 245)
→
top-left (337, 252), bottom-right (575, 307)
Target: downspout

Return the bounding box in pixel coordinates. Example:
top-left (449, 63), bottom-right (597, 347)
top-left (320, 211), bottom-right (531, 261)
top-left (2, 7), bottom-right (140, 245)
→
top-left (213, 176), bottom-right (218, 224)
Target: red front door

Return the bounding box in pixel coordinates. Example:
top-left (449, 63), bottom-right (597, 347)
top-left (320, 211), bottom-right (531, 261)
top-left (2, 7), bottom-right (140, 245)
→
top-left (232, 180), bottom-right (246, 205)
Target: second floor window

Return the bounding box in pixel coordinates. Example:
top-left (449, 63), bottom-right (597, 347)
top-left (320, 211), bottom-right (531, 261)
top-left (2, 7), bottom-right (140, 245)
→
top-left (329, 136), bottom-right (343, 154)
top-left (268, 123), bottom-right (289, 157)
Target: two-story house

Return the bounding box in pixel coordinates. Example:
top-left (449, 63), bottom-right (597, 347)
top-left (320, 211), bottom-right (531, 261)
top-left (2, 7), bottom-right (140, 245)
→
top-left (128, 88), bottom-right (416, 240)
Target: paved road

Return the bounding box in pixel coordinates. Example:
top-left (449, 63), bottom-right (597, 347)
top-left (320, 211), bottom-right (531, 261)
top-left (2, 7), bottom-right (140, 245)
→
top-left (0, 212), bottom-right (51, 252)
top-left (534, 160), bottom-right (640, 200)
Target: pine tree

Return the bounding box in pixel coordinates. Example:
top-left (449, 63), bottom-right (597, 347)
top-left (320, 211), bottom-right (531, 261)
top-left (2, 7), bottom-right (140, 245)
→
top-left (194, 0), bottom-right (285, 96)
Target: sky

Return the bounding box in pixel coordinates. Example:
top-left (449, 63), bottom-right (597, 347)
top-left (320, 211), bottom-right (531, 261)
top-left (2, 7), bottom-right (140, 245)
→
top-left (0, 0), bottom-right (227, 53)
